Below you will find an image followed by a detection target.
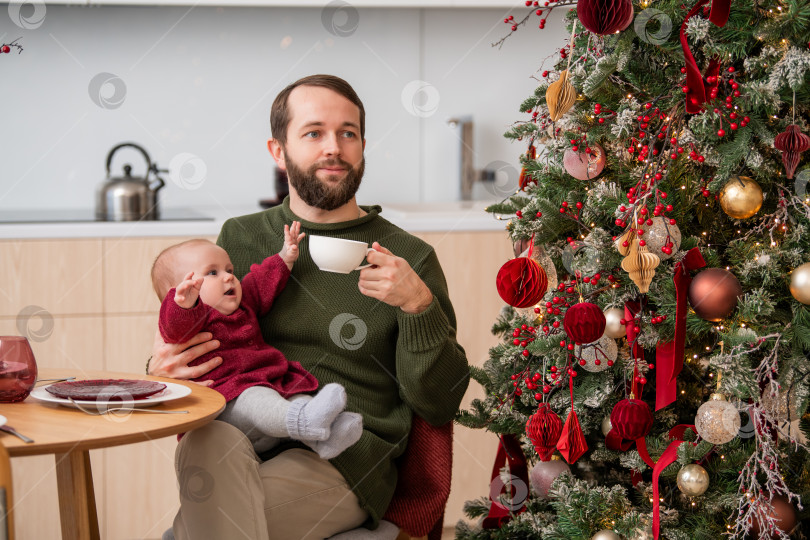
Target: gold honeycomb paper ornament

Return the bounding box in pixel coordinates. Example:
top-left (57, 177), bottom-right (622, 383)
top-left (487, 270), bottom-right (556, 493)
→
top-left (546, 70), bottom-right (577, 122)
top-left (621, 238), bottom-right (660, 294)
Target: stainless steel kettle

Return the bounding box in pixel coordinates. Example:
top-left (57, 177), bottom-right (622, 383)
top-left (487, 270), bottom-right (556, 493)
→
top-left (96, 142), bottom-right (166, 221)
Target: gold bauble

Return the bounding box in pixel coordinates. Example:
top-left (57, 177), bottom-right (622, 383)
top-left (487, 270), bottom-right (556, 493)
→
top-left (546, 70), bottom-right (577, 122)
top-left (719, 176), bottom-right (763, 219)
top-left (677, 464), bottom-right (710, 496)
top-left (601, 415), bottom-right (613, 436)
top-left (592, 530), bottom-right (621, 540)
top-left (614, 228), bottom-right (634, 256)
top-left (789, 262), bottom-right (810, 305)
top-left (603, 307), bottom-right (626, 339)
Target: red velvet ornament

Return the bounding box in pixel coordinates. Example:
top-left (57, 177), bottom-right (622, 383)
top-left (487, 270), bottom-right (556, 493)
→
top-left (526, 403), bottom-right (563, 461)
top-left (563, 302), bottom-right (606, 344)
top-left (606, 398), bottom-right (654, 451)
top-left (577, 0), bottom-right (634, 36)
top-left (496, 257), bottom-right (549, 308)
top-left (774, 124), bottom-right (810, 179)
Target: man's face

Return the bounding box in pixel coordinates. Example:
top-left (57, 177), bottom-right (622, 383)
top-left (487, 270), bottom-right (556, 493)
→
top-left (273, 85), bottom-right (366, 211)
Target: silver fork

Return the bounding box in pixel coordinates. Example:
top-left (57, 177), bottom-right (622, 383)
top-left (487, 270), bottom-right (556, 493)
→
top-left (68, 398), bottom-right (188, 415)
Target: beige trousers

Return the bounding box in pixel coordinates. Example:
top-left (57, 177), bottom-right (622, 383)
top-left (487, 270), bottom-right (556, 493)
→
top-left (173, 420), bottom-right (368, 540)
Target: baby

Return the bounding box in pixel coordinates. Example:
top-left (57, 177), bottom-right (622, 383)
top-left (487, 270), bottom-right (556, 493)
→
top-left (150, 221), bottom-right (362, 459)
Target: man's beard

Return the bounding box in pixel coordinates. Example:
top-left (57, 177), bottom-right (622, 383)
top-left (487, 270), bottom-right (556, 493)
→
top-left (284, 151), bottom-right (365, 211)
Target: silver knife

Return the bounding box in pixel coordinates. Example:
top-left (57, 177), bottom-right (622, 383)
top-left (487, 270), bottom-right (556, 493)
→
top-left (0, 425), bottom-right (34, 443)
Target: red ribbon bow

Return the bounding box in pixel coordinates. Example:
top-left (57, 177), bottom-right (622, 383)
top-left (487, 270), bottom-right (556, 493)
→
top-left (655, 248), bottom-right (706, 410)
top-left (680, 0), bottom-right (732, 113)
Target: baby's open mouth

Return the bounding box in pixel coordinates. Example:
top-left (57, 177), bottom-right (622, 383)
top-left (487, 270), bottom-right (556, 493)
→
top-left (224, 288), bottom-right (235, 296)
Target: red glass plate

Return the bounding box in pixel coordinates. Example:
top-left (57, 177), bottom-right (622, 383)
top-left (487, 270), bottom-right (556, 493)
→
top-left (45, 379), bottom-right (167, 401)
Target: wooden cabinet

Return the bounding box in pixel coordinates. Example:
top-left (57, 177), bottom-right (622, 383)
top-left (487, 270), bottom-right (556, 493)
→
top-left (0, 230), bottom-right (509, 537)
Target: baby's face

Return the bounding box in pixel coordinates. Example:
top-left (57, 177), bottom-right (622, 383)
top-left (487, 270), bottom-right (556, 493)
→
top-left (177, 243), bottom-right (242, 315)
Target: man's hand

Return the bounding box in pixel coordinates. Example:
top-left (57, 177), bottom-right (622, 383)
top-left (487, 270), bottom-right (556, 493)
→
top-left (279, 220), bottom-right (305, 271)
top-left (150, 330), bottom-right (222, 386)
top-left (358, 242), bottom-right (433, 314)
top-left (174, 271), bottom-right (203, 309)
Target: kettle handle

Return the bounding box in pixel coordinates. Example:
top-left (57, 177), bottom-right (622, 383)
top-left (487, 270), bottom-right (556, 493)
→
top-left (105, 142), bottom-right (152, 178)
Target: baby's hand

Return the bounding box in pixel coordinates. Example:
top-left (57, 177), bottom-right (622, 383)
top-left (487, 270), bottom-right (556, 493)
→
top-left (279, 221), bottom-right (305, 270)
top-left (174, 271), bottom-right (203, 309)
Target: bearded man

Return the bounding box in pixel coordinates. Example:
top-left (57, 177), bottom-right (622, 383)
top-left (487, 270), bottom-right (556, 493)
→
top-left (149, 74), bottom-right (470, 540)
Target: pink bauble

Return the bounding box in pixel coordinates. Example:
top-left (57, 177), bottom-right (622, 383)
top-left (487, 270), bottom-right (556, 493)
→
top-left (563, 143), bottom-right (606, 180)
top-left (529, 458), bottom-right (570, 499)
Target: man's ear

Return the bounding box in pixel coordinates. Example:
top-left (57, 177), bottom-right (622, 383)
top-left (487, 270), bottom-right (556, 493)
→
top-left (267, 139), bottom-right (286, 170)
top-left (362, 138), bottom-right (366, 151)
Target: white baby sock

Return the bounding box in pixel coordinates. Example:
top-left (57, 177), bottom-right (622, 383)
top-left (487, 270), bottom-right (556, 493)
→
top-left (302, 411), bottom-right (363, 459)
top-left (286, 383), bottom-right (347, 441)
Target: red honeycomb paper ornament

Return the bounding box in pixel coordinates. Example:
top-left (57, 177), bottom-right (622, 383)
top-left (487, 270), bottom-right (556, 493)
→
top-left (526, 403), bottom-right (563, 461)
top-left (496, 257), bottom-right (549, 308)
top-left (577, 0), bottom-right (634, 36)
top-left (774, 124), bottom-right (810, 179)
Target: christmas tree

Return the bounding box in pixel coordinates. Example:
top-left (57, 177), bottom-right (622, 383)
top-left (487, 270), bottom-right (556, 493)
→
top-left (456, 1), bottom-right (810, 539)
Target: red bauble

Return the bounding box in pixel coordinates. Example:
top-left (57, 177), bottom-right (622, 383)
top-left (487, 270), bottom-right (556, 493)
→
top-left (774, 124), bottom-right (810, 179)
top-left (687, 268), bottom-right (742, 322)
top-left (496, 257), bottom-right (549, 308)
top-left (609, 398), bottom-right (653, 441)
top-left (563, 302), bottom-right (606, 344)
top-left (556, 408), bottom-right (588, 464)
top-left (751, 495), bottom-right (798, 537)
top-left (577, 0), bottom-right (634, 35)
top-left (526, 403), bottom-right (563, 461)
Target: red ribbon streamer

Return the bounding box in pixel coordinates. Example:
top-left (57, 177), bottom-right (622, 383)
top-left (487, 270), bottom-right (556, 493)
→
top-left (481, 434), bottom-right (529, 529)
top-left (680, 0), bottom-right (732, 113)
top-left (655, 248), bottom-right (706, 410)
top-left (639, 425), bottom-right (700, 539)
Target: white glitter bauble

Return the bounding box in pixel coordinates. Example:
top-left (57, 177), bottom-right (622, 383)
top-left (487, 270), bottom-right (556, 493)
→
top-left (761, 380), bottom-right (799, 422)
top-left (603, 307), bottom-right (626, 339)
top-left (580, 336), bottom-right (618, 372)
top-left (694, 393), bottom-right (740, 444)
top-left (630, 522), bottom-right (654, 540)
top-left (644, 216), bottom-right (681, 261)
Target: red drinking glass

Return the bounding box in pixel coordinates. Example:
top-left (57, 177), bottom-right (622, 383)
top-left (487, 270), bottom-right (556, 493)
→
top-left (0, 336), bottom-right (38, 402)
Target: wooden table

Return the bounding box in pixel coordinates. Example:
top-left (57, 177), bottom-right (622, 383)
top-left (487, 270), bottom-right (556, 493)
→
top-left (0, 369), bottom-right (225, 540)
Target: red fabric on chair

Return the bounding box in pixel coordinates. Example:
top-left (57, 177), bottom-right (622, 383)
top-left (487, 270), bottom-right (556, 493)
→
top-left (383, 415), bottom-right (453, 540)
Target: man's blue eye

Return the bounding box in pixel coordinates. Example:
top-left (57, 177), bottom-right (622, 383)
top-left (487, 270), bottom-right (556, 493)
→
top-left (305, 131), bottom-right (318, 138)
top-left (342, 131), bottom-right (356, 138)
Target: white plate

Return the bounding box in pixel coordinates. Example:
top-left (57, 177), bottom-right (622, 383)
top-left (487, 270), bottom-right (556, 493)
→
top-left (30, 381), bottom-right (192, 409)
top-left (0, 415), bottom-right (6, 427)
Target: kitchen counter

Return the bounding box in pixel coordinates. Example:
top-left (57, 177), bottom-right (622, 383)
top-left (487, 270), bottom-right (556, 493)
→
top-left (0, 201), bottom-right (509, 239)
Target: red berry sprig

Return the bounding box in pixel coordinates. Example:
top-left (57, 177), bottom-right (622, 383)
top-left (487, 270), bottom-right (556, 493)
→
top-left (1, 38), bottom-right (23, 55)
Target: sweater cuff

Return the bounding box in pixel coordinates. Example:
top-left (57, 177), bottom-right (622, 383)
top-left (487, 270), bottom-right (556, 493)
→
top-left (396, 296), bottom-right (450, 353)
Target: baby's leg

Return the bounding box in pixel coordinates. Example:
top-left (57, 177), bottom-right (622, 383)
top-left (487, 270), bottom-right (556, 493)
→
top-left (217, 394), bottom-right (282, 453)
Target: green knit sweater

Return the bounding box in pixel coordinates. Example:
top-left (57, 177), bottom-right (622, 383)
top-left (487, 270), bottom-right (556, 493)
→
top-left (217, 197), bottom-right (470, 527)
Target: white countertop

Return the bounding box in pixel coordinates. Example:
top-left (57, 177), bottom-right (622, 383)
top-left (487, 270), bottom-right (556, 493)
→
top-left (0, 201), bottom-right (510, 239)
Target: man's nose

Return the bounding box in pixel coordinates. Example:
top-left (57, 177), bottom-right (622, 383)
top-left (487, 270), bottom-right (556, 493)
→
top-left (321, 133), bottom-right (342, 156)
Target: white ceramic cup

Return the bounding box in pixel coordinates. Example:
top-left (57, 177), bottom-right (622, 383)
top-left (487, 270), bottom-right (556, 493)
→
top-left (308, 235), bottom-right (374, 274)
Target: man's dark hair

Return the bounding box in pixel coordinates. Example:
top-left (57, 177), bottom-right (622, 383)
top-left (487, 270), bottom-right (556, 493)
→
top-left (270, 74), bottom-right (365, 145)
